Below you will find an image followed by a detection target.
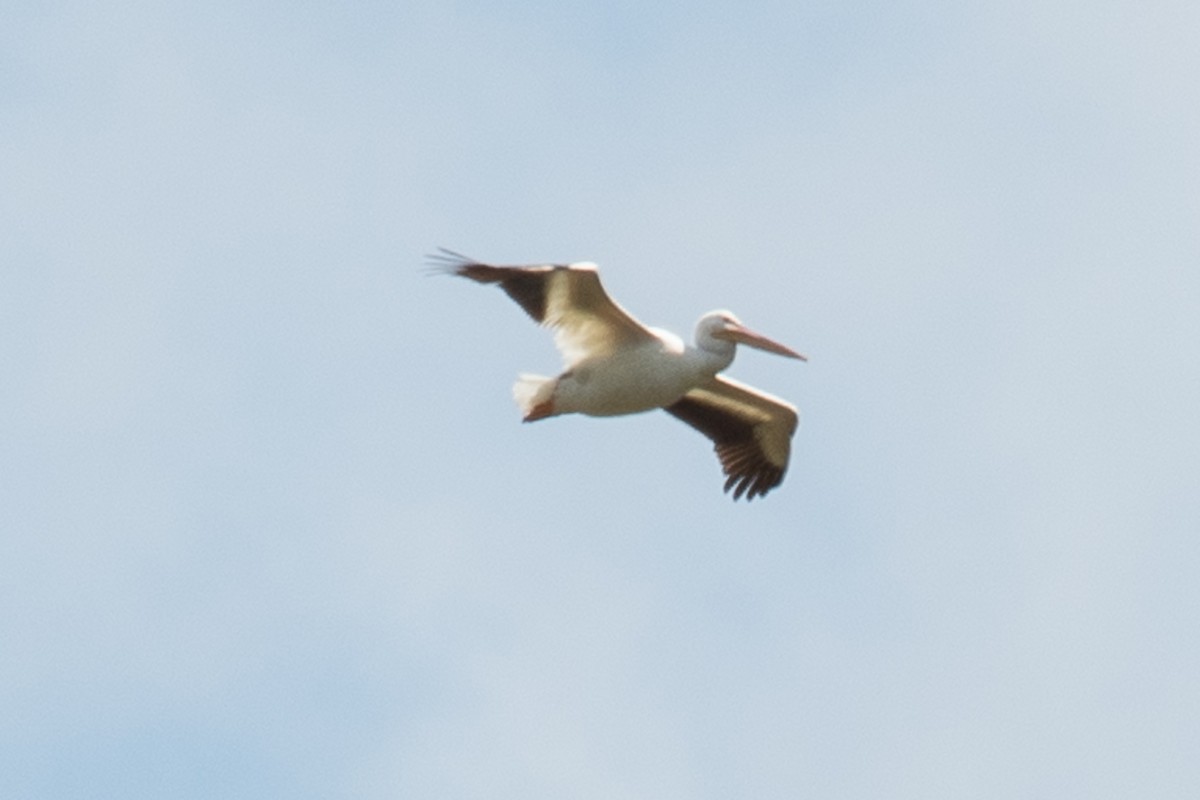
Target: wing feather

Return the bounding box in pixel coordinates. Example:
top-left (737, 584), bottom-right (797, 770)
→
top-left (664, 375), bottom-right (799, 500)
top-left (429, 248), bottom-right (655, 365)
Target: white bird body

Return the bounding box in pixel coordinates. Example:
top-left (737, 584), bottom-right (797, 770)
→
top-left (431, 249), bottom-right (806, 500)
top-left (534, 326), bottom-right (724, 417)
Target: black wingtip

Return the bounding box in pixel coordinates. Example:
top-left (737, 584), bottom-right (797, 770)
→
top-left (721, 468), bottom-right (784, 501)
top-left (423, 247), bottom-right (480, 276)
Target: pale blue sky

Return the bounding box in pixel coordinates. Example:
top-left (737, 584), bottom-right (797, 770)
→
top-left (3, 1), bottom-right (1198, 798)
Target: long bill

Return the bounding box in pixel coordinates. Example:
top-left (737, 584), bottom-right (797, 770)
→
top-left (723, 322), bottom-right (807, 361)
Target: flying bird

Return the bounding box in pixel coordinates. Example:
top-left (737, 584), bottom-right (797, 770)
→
top-left (429, 248), bottom-right (806, 500)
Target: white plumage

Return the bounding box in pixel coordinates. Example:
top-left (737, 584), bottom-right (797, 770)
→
top-left (430, 249), bottom-right (806, 500)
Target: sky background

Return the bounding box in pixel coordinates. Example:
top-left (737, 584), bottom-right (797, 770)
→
top-left (3, 1), bottom-right (1199, 797)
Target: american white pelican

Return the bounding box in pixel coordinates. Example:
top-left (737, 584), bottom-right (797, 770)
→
top-left (430, 249), bottom-right (806, 500)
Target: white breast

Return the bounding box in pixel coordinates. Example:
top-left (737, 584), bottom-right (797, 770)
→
top-left (552, 331), bottom-right (712, 417)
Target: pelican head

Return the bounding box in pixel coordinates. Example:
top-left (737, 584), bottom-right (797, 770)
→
top-left (696, 310), bottom-right (807, 361)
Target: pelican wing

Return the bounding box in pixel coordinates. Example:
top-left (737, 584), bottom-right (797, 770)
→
top-left (430, 248), bottom-right (656, 366)
top-left (664, 375), bottom-right (799, 500)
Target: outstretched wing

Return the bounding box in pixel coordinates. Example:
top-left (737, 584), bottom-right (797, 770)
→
top-left (664, 375), bottom-right (799, 500)
top-left (429, 248), bottom-right (657, 366)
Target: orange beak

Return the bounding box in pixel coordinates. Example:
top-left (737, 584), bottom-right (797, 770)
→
top-left (719, 321), bottom-right (807, 361)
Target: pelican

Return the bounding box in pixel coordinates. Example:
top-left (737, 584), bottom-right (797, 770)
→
top-left (430, 248), bottom-right (807, 500)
